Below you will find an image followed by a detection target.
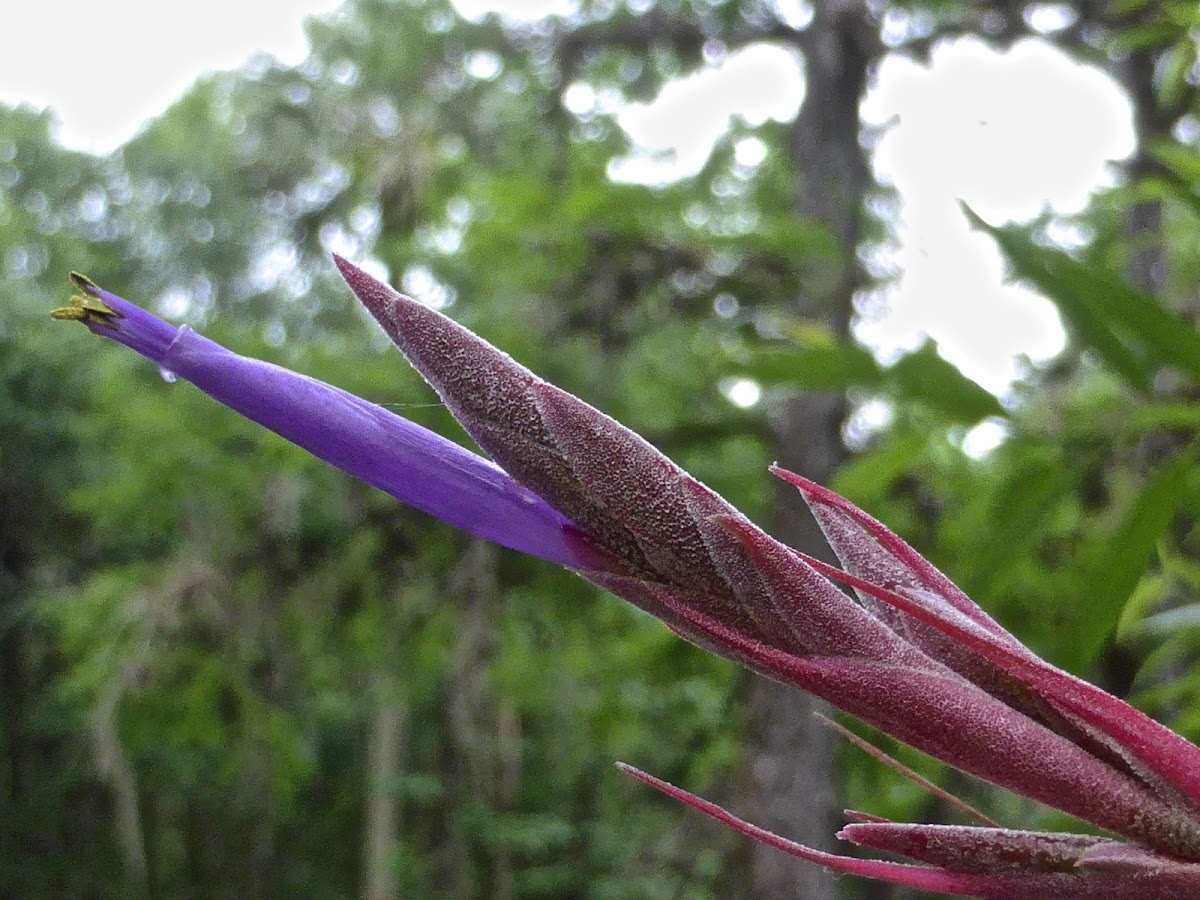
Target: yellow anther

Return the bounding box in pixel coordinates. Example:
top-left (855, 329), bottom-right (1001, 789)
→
top-left (50, 280), bottom-right (122, 325)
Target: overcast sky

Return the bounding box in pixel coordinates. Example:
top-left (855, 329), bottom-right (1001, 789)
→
top-left (1, 1), bottom-right (1135, 414)
top-left (0, 0), bottom-right (345, 151)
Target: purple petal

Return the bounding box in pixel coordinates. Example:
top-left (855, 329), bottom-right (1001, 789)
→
top-left (62, 274), bottom-right (615, 572)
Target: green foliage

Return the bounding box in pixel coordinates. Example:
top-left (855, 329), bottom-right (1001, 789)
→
top-left (3, 3), bottom-right (761, 895)
top-left (6, 0), bottom-right (1200, 897)
top-left (966, 205), bottom-right (1200, 391)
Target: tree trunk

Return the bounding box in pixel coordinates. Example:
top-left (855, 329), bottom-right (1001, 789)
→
top-left (93, 677), bottom-right (148, 888)
top-left (738, 3), bottom-right (878, 898)
top-left (444, 539), bottom-right (514, 899)
top-left (363, 677), bottom-right (407, 900)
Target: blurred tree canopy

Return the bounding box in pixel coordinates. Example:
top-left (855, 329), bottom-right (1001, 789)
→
top-left (4, 0), bottom-right (1200, 897)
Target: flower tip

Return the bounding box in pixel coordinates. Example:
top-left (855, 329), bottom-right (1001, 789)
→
top-left (51, 273), bottom-right (123, 326)
top-left (69, 271), bottom-right (100, 294)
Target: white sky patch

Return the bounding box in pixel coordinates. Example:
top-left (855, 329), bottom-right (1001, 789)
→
top-left (0, 0), bottom-right (342, 153)
top-left (868, 37), bottom-right (1133, 222)
top-left (0, 3), bottom-right (1136, 398)
top-left (464, 49), bottom-right (503, 80)
top-left (722, 377), bottom-right (763, 409)
top-left (735, 136), bottom-right (768, 167)
top-left (844, 398), bottom-right (895, 451)
top-left (606, 33), bottom-right (1132, 394)
top-left (611, 43), bottom-right (804, 184)
top-left (858, 37), bottom-right (1136, 393)
top-left (961, 418), bottom-right (1009, 458)
top-left (402, 265), bottom-right (456, 310)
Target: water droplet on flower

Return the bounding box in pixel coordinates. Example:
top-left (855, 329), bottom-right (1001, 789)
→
top-left (160, 366), bottom-right (177, 383)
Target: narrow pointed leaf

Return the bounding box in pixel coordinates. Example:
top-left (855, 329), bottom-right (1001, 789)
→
top-left (840, 822), bottom-right (1114, 873)
top-left (620, 765), bottom-right (1200, 899)
top-left (966, 205), bottom-right (1200, 388)
top-left (1062, 447), bottom-right (1197, 673)
top-left (887, 340), bottom-right (1006, 424)
top-left (790, 540), bottom-right (1200, 814)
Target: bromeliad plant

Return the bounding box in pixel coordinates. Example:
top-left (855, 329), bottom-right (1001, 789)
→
top-left (54, 260), bottom-right (1200, 897)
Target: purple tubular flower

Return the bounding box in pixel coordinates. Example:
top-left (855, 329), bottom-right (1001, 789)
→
top-left (52, 273), bottom-right (614, 572)
top-left (60, 260), bottom-right (1200, 896)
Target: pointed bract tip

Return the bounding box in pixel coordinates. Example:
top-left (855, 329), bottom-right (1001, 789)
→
top-left (615, 762), bottom-right (672, 791)
top-left (331, 254), bottom-right (426, 336)
top-left (331, 254), bottom-right (375, 294)
top-left (615, 762), bottom-right (658, 785)
top-left (772, 465), bottom-right (858, 516)
top-left (769, 464), bottom-right (821, 494)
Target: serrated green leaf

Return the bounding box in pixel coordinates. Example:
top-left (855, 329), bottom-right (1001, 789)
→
top-left (734, 342), bottom-right (883, 391)
top-left (886, 340), bottom-right (1006, 423)
top-left (966, 205), bottom-right (1200, 390)
top-left (1106, 21), bottom-right (1181, 53)
top-left (832, 431), bottom-right (931, 500)
top-left (1150, 141), bottom-right (1200, 184)
top-left (1062, 448), bottom-right (1197, 673)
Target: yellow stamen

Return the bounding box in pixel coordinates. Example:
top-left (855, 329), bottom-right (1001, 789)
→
top-left (50, 274), bottom-right (122, 325)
